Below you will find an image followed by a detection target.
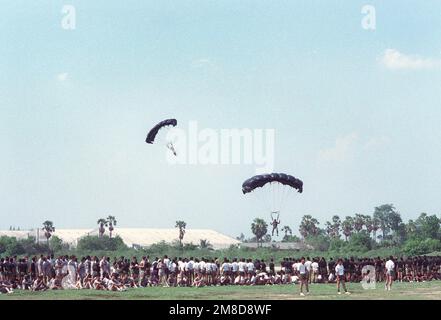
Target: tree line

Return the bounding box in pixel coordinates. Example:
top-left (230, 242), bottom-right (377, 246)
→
top-left (247, 204), bottom-right (441, 256)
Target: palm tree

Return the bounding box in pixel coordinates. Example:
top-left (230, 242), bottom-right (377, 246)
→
top-left (325, 221), bottom-right (334, 237)
top-left (281, 226), bottom-right (292, 237)
top-left (406, 219), bottom-right (417, 235)
top-left (342, 216), bottom-right (354, 241)
top-left (364, 215), bottom-right (374, 238)
top-left (373, 204), bottom-right (400, 240)
top-left (331, 215), bottom-right (341, 238)
top-left (251, 218), bottom-right (268, 247)
top-left (199, 239), bottom-right (213, 250)
top-left (372, 217), bottom-right (380, 241)
top-left (281, 226), bottom-right (293, 242)
top-left (175, 221), bottom-right (187, 247)
top-left (107, 215), bottom-right (117, 238)
top-left (299, 215), bottom-right (320, 239)
top-left (97, 218), bottom-right (107, 238)
top-left (42, 221), bottom-right (55, 247)
top-left (324, 215), bottom-right (342, 239)
top-left (353, 214), bottom-right (365, 233)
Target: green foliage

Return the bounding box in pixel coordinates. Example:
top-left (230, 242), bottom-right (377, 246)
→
top-left (1, 203), bottom-right (439, 261)
top-left (0, 235), bottom-right (414, 262)
top-left (183, 242), bottom-right (198, 250)
top-left (341, 216), bottom-right (354, 241)
top-left (251, 218), bottom-right (268, 245)
top-left (325, 215), bottom-right (341, 239)
top-left (199, 239), bottom-right (213, 250)
top-left (373, 204), bottom-right (402, 240)
top-left (148, 240), bottom-right (174, 253)
top-left (49, 236), bottom-right (69, 252)
top-left (0, 236), bottom-right (50, 256)
top-left (329, 238), bottom-right (346, 251)
top-left (282, 235), bottom-right (301, 242)
top-left (305, 234), bottom-right (330, 251)
top-left (413, 213), bottom-right (441, 240)
top-left (403, 239), bottom-right (441, 256)
top-left (299, 215), bottom-right (320, 238)
top-left (77, 235), bottom-right (128, 251)
top-left (346, 230), bottom-right (372, 253)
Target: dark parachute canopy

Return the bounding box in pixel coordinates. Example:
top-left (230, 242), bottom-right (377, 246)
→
top-left (242, 173), bottom-right (303, 195)
top-left (145, 119), bottom-right (177, 144)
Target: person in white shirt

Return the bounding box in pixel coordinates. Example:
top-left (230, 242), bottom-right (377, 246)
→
top-left (55, 257), bottom-right (63, 277)
top-left (212, 260), bottom-right (218, 273)
top-left (292, 261), bottom-right (299, 276)
top-left (169, 259), bottom-right (176, 273)
top-left (83, 257), bottom-right (90, 277)
top-left (37, 255), bottom-right (44, 277)
top-left (186, 257), bottom-right (194, 284)
top-left (205, 260), bottom-right (212, 283)
top-left (385, 256), bottom-right (395, 291)
top-left (328, 272), bottom-right (335, 282)
top-left (163, 255), bottom-right (170, 272)
top-left (231, 259), bottom-right (239, 277)
top-left (304, 257), bottom-right (312, 283)
top-left (199, 259), bottom-right (206, 273)
top-left (247, 259), bottom-right (255, 278)
top-left (335, 259), bottom-right (350, 295)
top-left (311, 259), bottom-right (319, 283)
top-left (193, 259), bottom-right (200, 275)
top-left (221, 258), bottom-right (231, 276)
top-left (99, 256), bottom-right (109, 279)
top-left (297, 258), bottom-right (309, 296)
top-left (291, 274), bottom-right (299, 284)
top-left (238, 258), bottom-right (247, 276)
top-left (180, 259), bottom-right (187, 273)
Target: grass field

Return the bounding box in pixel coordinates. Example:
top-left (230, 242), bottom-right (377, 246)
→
top-left (1, 282), bottom-right (441, 300)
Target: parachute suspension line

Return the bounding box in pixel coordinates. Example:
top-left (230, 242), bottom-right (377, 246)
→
top-left (284, 184), bottom-right (290, 207)
top-left (279, 184), bottom-right (289, 213)
top-left (280, 183), bottom-right (286, 211)
top-left (271, 182), bottom-right (276, 211)
top-left (255, 190), bottom-right (271, 214)
top-left (267, 185), bottom-right (273, 213)
top-left (250, 188), bottom-right (271, 215)
top-left (265, 183), bottom-right (274, 214)
top-left (276, 182), bottom-right (282, 212)
top-left (278, 184), bottom-right (285, 212)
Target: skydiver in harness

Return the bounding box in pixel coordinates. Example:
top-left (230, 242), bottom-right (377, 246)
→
top-left (166, 142), bottom-right (177, 156)
top-left (146, 119), bottom-right (178, 156)
top-left (270, 212), bottom-right (280, 237)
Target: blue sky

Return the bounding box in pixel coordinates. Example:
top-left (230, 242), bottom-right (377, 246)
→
top-left (1, 1), bottom-right (441, 238)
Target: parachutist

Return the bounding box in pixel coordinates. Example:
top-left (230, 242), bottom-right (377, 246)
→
top-left (271, 212), bottom-right (280, 237)
top-left (145, 118), bottom-right (178, 156)
top-left (145, 118), bottom-right (177, 144)
top-left (167, 142), bottom-right (177, 156)
top-left (242, 174), bottom-right (303, 236)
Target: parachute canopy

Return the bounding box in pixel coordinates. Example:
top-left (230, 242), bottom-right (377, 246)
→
top-left (145, 119), bottom-right (177, 144)
top-left (242, 173), bottom-right (303, 195)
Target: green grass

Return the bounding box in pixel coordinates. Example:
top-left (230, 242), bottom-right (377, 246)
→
top-left (1, 282), bottom-right (441, 300)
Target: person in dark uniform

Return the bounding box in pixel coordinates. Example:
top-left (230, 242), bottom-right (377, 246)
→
top-left (269, 259), bottom-right (275, 276)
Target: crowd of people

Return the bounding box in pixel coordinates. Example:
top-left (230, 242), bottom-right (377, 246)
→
top-left (1, 254), bottom-right (441, 295)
